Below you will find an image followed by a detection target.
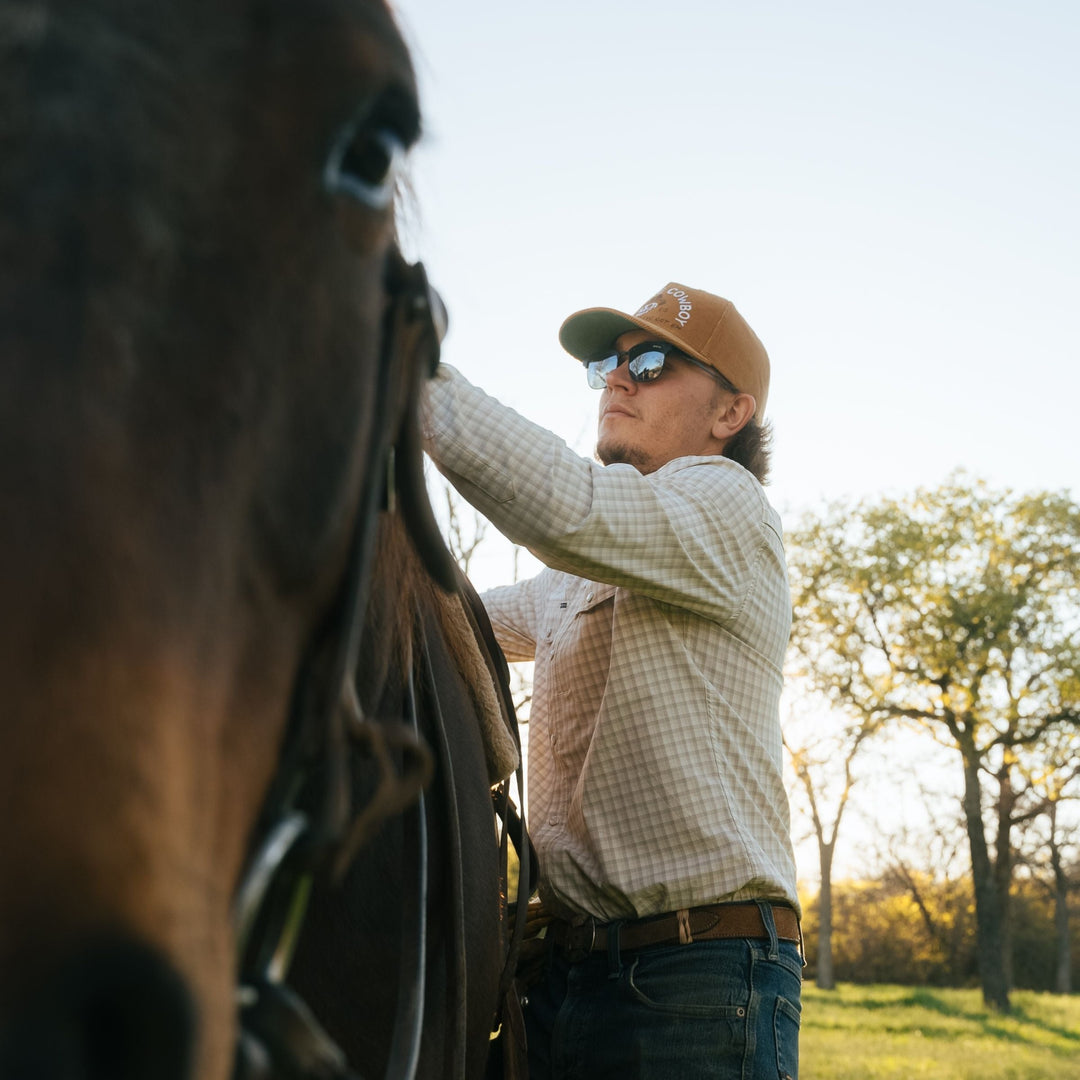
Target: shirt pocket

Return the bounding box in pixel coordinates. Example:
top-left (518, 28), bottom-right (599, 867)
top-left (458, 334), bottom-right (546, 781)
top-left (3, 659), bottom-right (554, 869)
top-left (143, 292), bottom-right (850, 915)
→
top-left (574, 582), bottom-right (616, 615)
top-left (546, 583), bottom-right (616, 699)
top-left (544, 582), bottom-right (615, 639)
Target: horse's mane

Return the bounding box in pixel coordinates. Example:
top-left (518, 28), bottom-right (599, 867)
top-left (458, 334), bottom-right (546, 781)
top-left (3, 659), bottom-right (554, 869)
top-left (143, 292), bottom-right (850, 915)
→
top-left (361, 513), bottom-right (518, 785)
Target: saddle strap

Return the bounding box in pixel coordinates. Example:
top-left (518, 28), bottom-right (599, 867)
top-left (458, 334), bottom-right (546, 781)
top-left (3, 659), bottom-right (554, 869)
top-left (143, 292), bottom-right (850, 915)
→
top-left (381, 667), bottom-right (430, 1080)
top-left (418, 616), bottom-right (469, 1079)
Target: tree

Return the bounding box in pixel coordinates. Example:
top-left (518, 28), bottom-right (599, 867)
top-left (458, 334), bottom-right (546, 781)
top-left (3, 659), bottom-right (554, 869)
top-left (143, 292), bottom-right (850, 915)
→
top-left (801, 872), bottom-right (978, 987)
top-left (440, 478), bottom-right (489, 576)
top-left (876, 797), bottom-right (978, 985)
top-left (1031, 794), bottom-right (1079, 993)
top-left (786, 475), bottom-right (1080, 1011)
top-left (1012, 726), bottom-right (1080, 993)
top-left (782, 696), bottom-right (880, 989)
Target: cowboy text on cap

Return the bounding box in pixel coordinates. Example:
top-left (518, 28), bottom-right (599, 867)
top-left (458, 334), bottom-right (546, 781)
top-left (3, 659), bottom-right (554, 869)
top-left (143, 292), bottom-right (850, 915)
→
top-left (665, 287), bottom-right (693, 326)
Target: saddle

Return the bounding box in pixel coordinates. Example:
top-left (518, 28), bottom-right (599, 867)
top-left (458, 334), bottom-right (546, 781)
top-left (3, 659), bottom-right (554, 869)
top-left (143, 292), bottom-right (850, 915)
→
top-left (430, 575), bottom-right (520, 786)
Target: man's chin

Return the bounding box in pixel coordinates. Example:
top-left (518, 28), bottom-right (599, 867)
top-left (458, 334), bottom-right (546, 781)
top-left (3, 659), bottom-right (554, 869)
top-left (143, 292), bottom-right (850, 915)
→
top-left (596, 440), bottom-right (649, 471)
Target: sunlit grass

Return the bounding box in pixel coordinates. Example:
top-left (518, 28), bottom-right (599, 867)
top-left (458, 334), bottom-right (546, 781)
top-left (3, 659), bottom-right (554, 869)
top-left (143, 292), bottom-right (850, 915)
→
top-left (801, 983), bottom-right (1080, 1079)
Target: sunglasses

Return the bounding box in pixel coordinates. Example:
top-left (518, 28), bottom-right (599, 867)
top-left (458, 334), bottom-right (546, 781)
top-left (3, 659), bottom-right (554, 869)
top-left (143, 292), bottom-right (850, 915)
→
top-left (584, 341), bottom-right (738, 392)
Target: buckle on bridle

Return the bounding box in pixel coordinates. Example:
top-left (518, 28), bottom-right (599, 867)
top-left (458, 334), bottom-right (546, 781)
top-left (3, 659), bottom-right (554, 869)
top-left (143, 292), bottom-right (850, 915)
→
top-left (234, 811), bottom-right (315, 981)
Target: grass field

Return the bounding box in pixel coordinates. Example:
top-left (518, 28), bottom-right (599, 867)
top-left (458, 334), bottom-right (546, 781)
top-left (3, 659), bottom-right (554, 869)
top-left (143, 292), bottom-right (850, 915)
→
top-left (800, 983), bottom-right (1080, 1079)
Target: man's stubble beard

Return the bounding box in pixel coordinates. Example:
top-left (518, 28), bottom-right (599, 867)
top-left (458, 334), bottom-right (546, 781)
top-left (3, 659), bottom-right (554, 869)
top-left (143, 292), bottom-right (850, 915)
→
top-left (596, 437), bottom-right (652, 473)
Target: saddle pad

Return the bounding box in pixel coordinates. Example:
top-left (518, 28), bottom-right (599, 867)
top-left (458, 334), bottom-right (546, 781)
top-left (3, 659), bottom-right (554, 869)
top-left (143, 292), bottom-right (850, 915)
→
top-left (433, 589), bottom-right (521, 785)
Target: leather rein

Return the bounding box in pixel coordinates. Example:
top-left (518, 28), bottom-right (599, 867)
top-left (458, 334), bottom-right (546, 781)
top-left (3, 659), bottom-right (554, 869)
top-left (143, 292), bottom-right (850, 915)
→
top-left (231, 250), bottom-right (465, 1080)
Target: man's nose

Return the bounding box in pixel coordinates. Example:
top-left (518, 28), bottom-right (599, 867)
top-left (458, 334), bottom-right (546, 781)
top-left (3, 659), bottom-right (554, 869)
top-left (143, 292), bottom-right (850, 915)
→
top-left (604, 357), bottom-right (636, 391)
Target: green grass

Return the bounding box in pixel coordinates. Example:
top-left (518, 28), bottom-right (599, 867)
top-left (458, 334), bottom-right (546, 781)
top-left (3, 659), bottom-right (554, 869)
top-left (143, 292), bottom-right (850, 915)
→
top-left (800, 983), bottom-right (1080, 1079)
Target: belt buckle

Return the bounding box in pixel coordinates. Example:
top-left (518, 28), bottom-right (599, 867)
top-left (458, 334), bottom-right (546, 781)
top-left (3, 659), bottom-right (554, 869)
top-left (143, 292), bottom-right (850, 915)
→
top-left (564, 916), bottom-right (596, 963)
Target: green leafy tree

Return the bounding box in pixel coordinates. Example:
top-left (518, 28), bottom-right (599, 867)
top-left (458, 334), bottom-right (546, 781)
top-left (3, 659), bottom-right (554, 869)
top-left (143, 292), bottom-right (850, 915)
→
top-left (786, 475), bottom-right (1080, 1011)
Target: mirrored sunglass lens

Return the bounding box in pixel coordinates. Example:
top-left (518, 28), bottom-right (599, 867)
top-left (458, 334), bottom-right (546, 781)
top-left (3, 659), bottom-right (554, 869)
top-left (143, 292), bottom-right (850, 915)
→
top-left (628, 349), bottom-right (666, 382)
top-left (586, 357), bottom-right (615, 389)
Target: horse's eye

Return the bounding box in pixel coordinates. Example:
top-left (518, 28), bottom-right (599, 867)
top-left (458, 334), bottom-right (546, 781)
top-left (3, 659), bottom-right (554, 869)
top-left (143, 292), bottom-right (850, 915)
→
top-left (324, 122), bottom-right (406, 211)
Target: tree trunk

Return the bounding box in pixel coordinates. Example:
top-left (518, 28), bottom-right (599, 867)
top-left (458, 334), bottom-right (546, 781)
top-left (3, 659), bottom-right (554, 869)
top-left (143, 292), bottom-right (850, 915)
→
top-left (1053, 876), bottom-right (1072, 995)
top-left (961, 752), bottom-right (1011, 1012)
top-left (1049, 806), bottom-right (1073, 994)
top-left (817, 839), bottom-right (836, 990)
top-left (994, 767), bottom-right (1015, 993)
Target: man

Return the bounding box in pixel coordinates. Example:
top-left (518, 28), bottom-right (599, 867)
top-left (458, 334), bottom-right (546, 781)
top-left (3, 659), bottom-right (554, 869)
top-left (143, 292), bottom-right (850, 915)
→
top-left (425, 282), bottom-right (801, 1079)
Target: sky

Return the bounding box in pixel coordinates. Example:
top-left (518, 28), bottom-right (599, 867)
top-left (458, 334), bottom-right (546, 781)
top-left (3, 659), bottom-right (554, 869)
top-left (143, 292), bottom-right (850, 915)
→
top-left (391, 0), bottom-right (1078, 528)
top-left (387, 0), bottom-right (1080, 880)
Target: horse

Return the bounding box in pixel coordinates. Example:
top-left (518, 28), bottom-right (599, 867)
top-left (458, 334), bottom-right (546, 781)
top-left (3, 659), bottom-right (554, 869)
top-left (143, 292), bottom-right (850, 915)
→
top-left (0, 0), bottom-right (525, 1076)
top-left (229, 503), bottom-right (527, 1080)
top-left (277, 509), bottom-right (526, 1079)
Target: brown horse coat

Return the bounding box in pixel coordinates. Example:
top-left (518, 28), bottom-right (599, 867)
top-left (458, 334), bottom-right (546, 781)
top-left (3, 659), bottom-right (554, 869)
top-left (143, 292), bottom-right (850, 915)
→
top-left (0, 2), bottom-right (485, 1077)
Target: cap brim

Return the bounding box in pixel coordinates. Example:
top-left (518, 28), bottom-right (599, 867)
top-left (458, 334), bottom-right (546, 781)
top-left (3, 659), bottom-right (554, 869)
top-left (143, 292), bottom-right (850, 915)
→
top-left (558, 308), bottom-right (659, 362)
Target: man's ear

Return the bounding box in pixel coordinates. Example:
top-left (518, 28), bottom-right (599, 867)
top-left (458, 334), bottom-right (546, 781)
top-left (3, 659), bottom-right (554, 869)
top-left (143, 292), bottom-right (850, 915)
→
top-left (711, 393), bottom-right (756, 442)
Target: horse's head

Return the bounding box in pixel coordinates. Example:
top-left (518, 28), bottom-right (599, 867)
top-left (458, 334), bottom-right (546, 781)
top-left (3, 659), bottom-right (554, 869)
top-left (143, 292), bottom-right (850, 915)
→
top-left (0, 1), bottom-right (421, 1076)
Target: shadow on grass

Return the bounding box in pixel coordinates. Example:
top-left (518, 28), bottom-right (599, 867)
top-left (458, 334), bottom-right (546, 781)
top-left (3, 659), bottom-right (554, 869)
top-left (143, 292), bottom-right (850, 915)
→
top-left (810, 987), bottom-right (1080, 1053)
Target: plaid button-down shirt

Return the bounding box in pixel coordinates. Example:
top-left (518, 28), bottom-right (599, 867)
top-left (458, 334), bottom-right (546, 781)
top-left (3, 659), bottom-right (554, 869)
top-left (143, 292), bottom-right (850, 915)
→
top-left (427, 365), bottom-right (799, 919)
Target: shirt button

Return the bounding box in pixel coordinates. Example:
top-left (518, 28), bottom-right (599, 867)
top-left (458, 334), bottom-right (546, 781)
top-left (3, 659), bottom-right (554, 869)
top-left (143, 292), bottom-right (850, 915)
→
top-left (548, 815), bottom-right (560, 827)
top-left (585, 592), bottom-right (594, 602)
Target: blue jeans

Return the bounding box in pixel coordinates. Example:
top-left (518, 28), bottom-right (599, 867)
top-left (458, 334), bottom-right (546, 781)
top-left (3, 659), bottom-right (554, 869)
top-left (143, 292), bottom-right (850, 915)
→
top-left (522, 921), bottom-right (802, 1079)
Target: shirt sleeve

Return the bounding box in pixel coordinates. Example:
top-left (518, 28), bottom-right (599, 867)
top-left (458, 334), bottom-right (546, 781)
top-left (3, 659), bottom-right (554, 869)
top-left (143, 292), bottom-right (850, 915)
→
top-left (425, 364), bottom-right (783, 627)
top-left (479, 578), bottom-right (539, 663)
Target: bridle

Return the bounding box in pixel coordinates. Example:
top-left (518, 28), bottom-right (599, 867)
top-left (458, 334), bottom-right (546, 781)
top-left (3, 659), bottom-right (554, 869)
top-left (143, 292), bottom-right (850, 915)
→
top-left (231, 249), bottom-right (460, 1080)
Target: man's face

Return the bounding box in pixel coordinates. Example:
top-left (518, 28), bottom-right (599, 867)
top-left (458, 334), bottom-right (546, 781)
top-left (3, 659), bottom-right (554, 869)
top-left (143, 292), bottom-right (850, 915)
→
top-left (595, 329), bottom-right (728, 474)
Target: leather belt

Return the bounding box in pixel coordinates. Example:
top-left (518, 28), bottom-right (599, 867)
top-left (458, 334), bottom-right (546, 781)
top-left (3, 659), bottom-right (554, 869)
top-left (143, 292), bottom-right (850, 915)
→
top-left (549, 903), bottom-right (800, 961)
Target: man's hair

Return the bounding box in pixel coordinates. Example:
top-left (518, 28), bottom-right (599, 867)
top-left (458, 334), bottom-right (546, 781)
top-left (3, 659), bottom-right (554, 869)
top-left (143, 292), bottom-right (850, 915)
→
top-left (704, 375), bottom-right (773, 484)
top-left (723, 418), bottom-right (772, 485)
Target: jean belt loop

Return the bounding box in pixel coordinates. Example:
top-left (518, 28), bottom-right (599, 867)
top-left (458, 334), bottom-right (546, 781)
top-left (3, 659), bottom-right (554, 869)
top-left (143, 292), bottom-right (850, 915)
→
top-left (756, 901), bottom-right (779, 961)
top-left (606, 920), bottom-right (624, 979)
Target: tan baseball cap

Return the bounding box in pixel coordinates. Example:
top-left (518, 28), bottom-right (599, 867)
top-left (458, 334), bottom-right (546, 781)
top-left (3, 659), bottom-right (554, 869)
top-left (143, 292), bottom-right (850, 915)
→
top-left (559, 282), bottom-right (770, 420)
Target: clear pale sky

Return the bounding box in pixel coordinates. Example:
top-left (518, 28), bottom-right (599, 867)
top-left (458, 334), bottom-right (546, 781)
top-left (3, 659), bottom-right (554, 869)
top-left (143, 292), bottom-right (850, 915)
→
top-left (387, 0), bottom-right (1079, 880)
top-left (391, 0), bottom-right (1078, 530)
